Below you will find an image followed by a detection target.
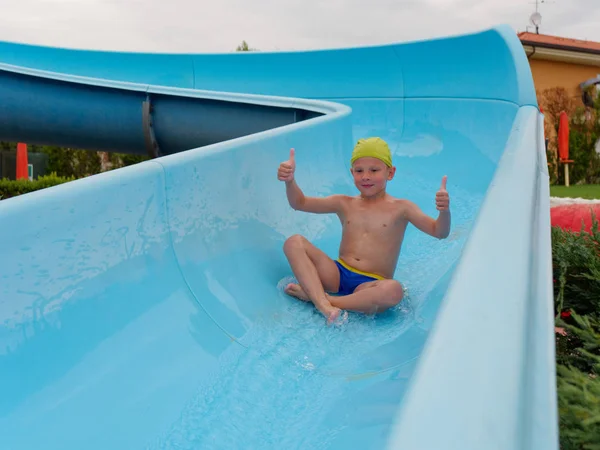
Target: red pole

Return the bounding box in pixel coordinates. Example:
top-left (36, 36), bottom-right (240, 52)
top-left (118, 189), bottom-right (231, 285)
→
top-left (558, 111), bottom-right (573, 186)
top-left (558, 111), bottom-right (570, 161)
top-left (16, 143), bottom-right (28, 180)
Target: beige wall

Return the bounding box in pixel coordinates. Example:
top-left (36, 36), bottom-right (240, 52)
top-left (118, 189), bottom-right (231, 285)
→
top-left (528, 58), bottom-right (599, 103)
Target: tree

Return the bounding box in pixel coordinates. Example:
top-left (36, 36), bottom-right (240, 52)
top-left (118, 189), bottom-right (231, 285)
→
top-left (236, 40), bottom-right (257, 51)
top-left (538, 87), bottom-right (600, 185)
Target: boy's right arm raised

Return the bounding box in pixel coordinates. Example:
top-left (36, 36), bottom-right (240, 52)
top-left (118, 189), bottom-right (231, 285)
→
top-left (278, 148), bottom-right (342, 214)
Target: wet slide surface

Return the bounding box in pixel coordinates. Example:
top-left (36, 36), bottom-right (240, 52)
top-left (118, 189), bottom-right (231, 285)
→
top-left (0, 26), bottom-right (557, 449)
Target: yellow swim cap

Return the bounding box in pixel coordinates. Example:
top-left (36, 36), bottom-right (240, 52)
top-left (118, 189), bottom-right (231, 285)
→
top-left (350, 137), bottom-right (392, 167)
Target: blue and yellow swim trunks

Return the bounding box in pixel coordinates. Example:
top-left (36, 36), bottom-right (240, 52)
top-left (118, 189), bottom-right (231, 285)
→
top-left (334, 259), bottom-right (384, 295)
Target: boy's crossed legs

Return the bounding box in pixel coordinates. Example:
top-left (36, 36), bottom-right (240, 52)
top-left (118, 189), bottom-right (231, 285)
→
top-left (283, 234), bottom-right (404, 321)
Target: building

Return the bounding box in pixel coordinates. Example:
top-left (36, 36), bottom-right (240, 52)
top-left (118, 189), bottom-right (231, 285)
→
top-left (518, 32), bottom-right (600, 105)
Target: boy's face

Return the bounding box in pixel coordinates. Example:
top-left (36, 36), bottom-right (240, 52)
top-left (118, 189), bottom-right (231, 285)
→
top-left (350, 157), bottom-right (395, 197)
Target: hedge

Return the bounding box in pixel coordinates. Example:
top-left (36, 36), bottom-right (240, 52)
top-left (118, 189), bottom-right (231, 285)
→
top-left (0, 173), bottom-right (75, 200)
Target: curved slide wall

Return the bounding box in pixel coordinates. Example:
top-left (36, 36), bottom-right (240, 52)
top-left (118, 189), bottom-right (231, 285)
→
top-left (0, 25), bottom-right (557, 449)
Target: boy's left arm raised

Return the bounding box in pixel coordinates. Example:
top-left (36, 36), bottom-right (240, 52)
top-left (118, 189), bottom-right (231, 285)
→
top-left (405, 176), bottom-right (451, 239)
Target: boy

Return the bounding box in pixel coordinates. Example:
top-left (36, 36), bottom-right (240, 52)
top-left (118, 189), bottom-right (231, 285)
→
top-left (278, 137), bottom-right (450, 325)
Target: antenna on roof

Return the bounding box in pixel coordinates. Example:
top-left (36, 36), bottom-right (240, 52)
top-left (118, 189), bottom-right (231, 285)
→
top-left (530, 11), bottom-right (542, 34)
top-left (528, 0), bottom-right (553, 34)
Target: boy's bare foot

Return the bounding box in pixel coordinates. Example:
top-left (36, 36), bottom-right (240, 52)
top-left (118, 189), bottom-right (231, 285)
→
top-left (284, 283), bottom-right (311, 302)
top-left (285, 284), bottom-right (346, 325)
top-left (321, 294), bottom-right (347, 325)
top-left (322, 304), bottom-right (345, 325)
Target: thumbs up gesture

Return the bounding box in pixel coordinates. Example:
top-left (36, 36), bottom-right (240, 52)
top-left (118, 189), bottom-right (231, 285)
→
top-left (436, 175), bottom-right (450, 211)
top-left (278, 148), bottom-right (296, 182)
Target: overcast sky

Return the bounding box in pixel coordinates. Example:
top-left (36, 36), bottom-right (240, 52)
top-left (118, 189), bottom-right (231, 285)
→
top-left (0, 0), bottom-right (598, 53)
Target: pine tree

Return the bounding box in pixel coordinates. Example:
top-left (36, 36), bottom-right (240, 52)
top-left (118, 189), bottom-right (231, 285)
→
top-left (556, 313), bottom-right (600, 449)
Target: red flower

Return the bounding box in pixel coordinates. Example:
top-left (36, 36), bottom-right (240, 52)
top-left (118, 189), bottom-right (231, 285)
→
top-left (561, 310), bottom-right (571, 318)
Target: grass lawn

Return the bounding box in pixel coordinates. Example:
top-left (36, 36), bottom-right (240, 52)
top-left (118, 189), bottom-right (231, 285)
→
top-left (550, 184), bottom-right (600, 199)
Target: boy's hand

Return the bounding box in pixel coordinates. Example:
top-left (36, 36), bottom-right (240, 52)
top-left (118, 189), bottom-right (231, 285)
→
top-left (278, 148), bottom-right (296, 182)
top-left (436, 175), bottom-right (450, 211)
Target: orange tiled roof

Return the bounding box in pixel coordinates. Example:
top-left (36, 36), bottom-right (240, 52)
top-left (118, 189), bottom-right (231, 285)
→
top-left (518, 32), bottom-right (600, 54)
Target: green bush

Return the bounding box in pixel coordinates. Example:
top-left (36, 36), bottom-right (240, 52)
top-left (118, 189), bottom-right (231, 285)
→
top-left (36, 145), bottom-right (101, 178)
top-left (552, 218), bottom-right (600, 320)
top-left (0, 173), bottom-right (75, 200)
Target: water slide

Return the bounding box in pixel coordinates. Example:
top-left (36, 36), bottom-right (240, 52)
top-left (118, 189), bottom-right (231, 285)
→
top-left (0, 25), bottom-right (558, 449)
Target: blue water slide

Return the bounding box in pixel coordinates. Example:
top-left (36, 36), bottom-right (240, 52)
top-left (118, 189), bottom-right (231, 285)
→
top-left (0, 25), bottom-right (557, 449)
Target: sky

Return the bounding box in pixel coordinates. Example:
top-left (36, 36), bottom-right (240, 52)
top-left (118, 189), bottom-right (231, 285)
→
top-left (0, 0), bottom-right (598, 53)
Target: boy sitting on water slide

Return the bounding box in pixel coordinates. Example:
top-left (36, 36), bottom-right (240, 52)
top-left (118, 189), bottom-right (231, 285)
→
top-left (277, 137), bottom-right (451, 325)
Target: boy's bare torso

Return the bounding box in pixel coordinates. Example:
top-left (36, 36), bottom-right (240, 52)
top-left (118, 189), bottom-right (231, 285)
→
top-left (336, 194), bottom-right (409, 279)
